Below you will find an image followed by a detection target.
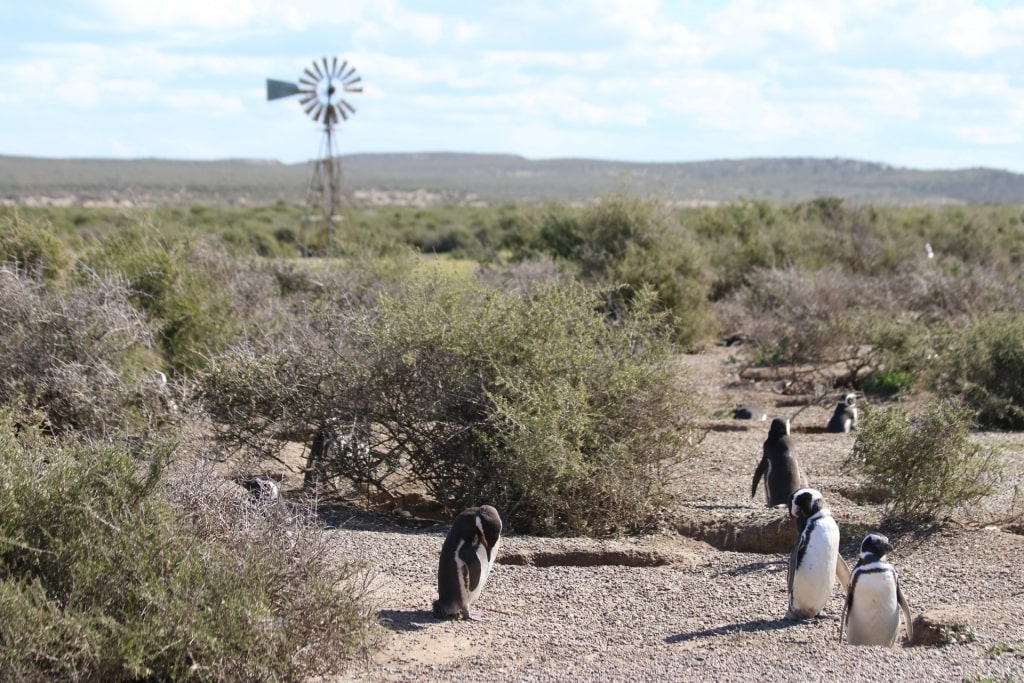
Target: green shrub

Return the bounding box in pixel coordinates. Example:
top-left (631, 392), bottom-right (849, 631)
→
top-left (932, 315), bottom-right (1024, 429)
top-left (847, 400), bottom-right (1002, 521)
top-left (202, 269), bottom-right (701, 536)
top-left (519, 194), bottom-right (715, 349)
top-left (82, 224), bottom-right (239, 374)
top-left (0, 214), bottom-right (74, 282)
top-left (0, 413), bottom-right (379, 682)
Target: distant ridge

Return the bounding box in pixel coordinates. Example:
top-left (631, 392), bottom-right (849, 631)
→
top-left (1, 153), bottom-right (1022, 206)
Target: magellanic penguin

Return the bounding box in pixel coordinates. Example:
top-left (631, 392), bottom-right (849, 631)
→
top-left (786, 488), bottom-right (852, 620)
top-left (433, 505), bottom-right (502, 620)
top-left (733, 404), bottom-right (768, 421)
top-left (827, 393), bottom-right (858, 433)
top-left (840, 533), bottom-right (914, 646)
top-left (751, 418), bottom-right (805, 508)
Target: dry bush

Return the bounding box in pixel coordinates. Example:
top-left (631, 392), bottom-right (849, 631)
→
top-left (0, 265), bottom-right (174, 437)
top-left (201, 271), bottom-right (701, 536)
top-left (0, 412), bottom-right (380, 682)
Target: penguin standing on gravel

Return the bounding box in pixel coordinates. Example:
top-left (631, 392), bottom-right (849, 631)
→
top-left (827, 393), bottom-right (858, 433)
top-left (840, 533), bottom-right (914, 646)
top-left (786, 488), bottom-right (852, 620)
top-left (751, 418), bottom-right (805, 508)
top-left (433, 505), bottom-right (503, 621)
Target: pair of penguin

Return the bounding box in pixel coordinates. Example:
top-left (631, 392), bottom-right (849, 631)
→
top-left (786, 488), bottom-right (914, 647)
top-left (751, 423), bottom-right (912, 646)
top-left (433, 504), bottom-right (503, 621)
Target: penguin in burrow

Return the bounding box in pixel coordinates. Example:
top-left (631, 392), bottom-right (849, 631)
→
top-left (733, 404), bottom-right (768, 421)
top-left (840, 532), bottom-right (914, 647)
top-left (786, 488), bottom-right (852, 620)
top-left (827, 393), bottom-right (859, 433)
top-left (751, 418), bottom-right (806, 508)
top-left (433, 505), bottom-right (503, 621)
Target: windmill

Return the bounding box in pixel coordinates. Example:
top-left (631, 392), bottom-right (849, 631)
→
top-left (267, 57), bottom-right (362, 253)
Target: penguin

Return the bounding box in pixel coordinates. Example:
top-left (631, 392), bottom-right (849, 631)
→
top-left (233, 474), bottom-right (280, 502)
top-left (840, 533), bottom-right (914, 646)
top-left (433, 505), bottom-right (502, 621)
top-left (786, 488), bottom-right (852, 620)
top-left (827, 393), bottom-right (858, 433)
top-left (751, 418), bottom-right (804, 508)
top-left (734, 404), bottom-right (768, 421)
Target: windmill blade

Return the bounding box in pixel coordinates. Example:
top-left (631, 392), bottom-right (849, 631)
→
top-left (311, 103), bottom-right (324, 122)
top-left (340, 99), bottom-right (356, 114)
top-left (337, 60), bottom-right (348, 79)
top-left (304, 99), bottom-right (319, 116)
top-left (298, 76), bottom-right (317, 88)
top-left (331, 56), bottom-right (338, 76)
top-left (312, 60), bottom-right (323, 78)
top-left (298, 93), bottom-right (317, 106)
top-left (322, 57), bottom-right (331, 77)
top-left (342, 66), bottom-right (357, 80)
top-left (303, 67), bottom-right (319, 83)
top-left (336, 104), bottom-right (349, 121)
top-left (266, 79), bottom-right (301, 100)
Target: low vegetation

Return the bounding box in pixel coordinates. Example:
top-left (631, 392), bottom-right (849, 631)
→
top-left (0, 411), bottom-right (379, 682)
top-left (201, 272), bottom-right (700, 536)
top-left (846, 401), bottom-right (1002, 522)
top-left (2, 193), bottom-right (1023, 674)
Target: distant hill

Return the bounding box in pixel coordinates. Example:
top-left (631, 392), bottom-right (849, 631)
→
top-left (1, 153), bottom-right (1022, 206)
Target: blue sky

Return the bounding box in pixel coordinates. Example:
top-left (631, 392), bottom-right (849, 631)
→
top-left (2, 1), bottom-right (1023, 171)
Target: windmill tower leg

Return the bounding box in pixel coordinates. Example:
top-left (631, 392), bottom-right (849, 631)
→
top-left (303, 125), bottom-right (345, 254)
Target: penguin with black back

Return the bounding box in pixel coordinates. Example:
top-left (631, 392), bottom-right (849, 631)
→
top-left (840, 533), bottom-right (914, 646)
top-left (433, 505), bottom-right (503, 621)
top-left (751, 418), bottom-right (805, 508)
top-left (827, 393), bottom-right (858, 433)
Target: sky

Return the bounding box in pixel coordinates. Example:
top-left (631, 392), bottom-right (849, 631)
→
top-left (2, 1), bottom-right (1024, 172)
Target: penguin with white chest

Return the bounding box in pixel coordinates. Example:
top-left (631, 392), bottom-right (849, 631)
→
top-left (752, 418), bottom-right (805, 508)
top-left (827, 393), bottom-right (858, 433)
top-left (433, 505), bottom-right (502, 621)
top-left (840, 533), bottom-right (914, 646)
top-left (786, 488), bottom-right (852, 620)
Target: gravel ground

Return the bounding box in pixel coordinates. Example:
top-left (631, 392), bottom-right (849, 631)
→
top-left (321, 347), bottom-right (1024, 683)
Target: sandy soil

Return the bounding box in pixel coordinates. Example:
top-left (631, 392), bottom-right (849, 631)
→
top-left (309, 345), bottom-right (1024, 682)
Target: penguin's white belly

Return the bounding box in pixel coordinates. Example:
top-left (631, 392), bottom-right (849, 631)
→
top-left (791, 521), bottom-right (840, 617)
top-left (466, 537), bottom-right (500, 605)
top-left (847, 573), bottom-right (900, 646)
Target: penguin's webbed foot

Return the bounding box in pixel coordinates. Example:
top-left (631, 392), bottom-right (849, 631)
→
top-left (462, 607), bottom-right (489, 622)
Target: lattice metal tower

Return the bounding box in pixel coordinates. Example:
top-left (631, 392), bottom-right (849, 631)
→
top-left (267, 57), bottom-right (362, 252)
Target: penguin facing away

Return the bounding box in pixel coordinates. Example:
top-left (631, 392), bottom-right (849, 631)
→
top-left (840, 533), bottom-right (914, 646)
top-left (786, 488), bottom-right (852, 620)
top-left (751, 418), bottom-right (805, 508)
top-left (433, 505), bottom-right (503, 621)
top-left (827, 393), bottom-right (858, 433)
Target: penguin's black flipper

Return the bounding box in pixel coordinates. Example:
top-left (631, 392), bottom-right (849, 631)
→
top-left (751, 456), bottom-right (767, 499)
top-left (835, 553), bottom-right (852, 594)
top-left (896, 582), bottom-right (914, 642)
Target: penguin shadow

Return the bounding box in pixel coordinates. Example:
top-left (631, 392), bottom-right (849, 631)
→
top-left (377, 608), bottom-right (438, 633)
top-left (665, 617), bottom-right (793, 644)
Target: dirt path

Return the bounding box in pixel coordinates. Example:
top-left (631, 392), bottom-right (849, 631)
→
top-left (325, 346), bottom-right (1024, 682)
